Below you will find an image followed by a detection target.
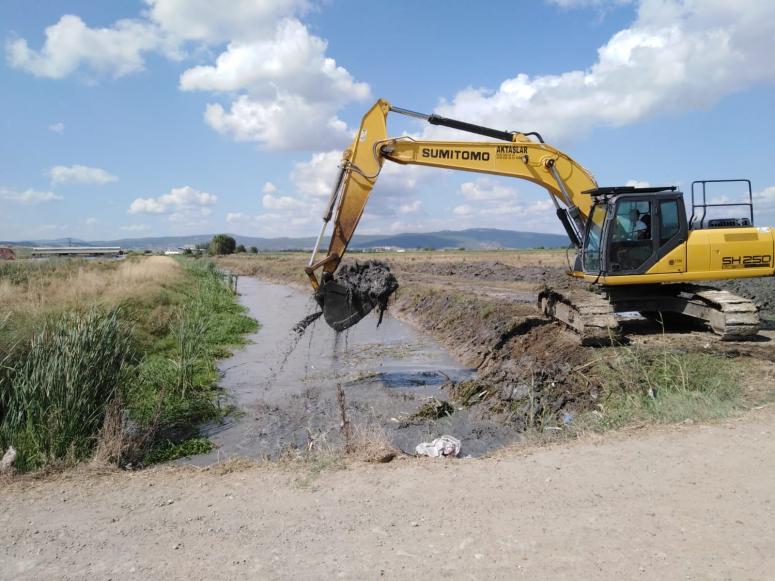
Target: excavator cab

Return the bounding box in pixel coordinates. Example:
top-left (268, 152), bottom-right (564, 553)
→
top-left (579, 186), bottom-right (688, 276)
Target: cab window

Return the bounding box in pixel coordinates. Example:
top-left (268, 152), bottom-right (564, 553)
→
top-left (611, 200), bottom-right (651, 242)
top-left (609, 200), bottom-right (653, 272)
top-left (659, 199), bottom-right (680, 245)
top-left (583, 204), bottom-right (607, 272)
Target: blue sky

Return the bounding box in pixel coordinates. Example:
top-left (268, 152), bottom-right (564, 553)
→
top-left (2, 0), bottom-right (774, 241)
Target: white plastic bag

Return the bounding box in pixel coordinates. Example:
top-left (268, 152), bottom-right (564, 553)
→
top-left (415, 435), bottom-right (461, 458)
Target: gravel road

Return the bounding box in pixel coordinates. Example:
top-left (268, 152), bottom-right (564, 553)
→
top-left (2, 411), bottom-right (774, 580)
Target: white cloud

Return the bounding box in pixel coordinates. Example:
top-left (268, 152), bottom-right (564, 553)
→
top-left (262, 181), bottom-right (277, 194)
top-left (754, 186), bottom-right (775, 208)
top-left (459, 178), bottom-right (519, 202)
top-left (290, 150), bottom-right (342, 197)
top-left (448, 176), bottom-right (562, 232)
top-left (449, 198), bottom-right (561, 233)
top-left (9, 4), bottom-right (365, 152)
top-left (262, 193), bottom-right (305, 210)
top-left (128, 185), bottom-right (216, 215)
top-left (0, 186), bottom-right (63, 204)
top-left (121, 224), bottom-right (151, 232)
top-left (7, 1), bottom-right (309, 82)
top-left (398, 200), bottom-right (422, 215)
top-left (6, 15), bottom-right (176, 79)
top-left (180, 19), bottom-right (368, 100)
top-left (49, 122), bottom-right (65, 133)
top-left (49, 164), bottom-right (118, 185)
top-left (453, 204), bottom-right (475, 217)
top-left (625, 179), bottom-right (651, 188)
top-left (290, 149), bottom-right (432, 201)
top-left (427, 1), bottom-right (775, 144)
top-left (204, 94), bottom-right (353, 151)
top-left (144, 0), bottom-right (309, 43)
top-left (183, 18), bottom-right (370, 151)
top-left (85, 217), bottom-right (98, 225)
top-left (223, 210), bottom-right (316, 237)
top-left (288, 149), bottom-right (435, 227)
top-left (226, 212), bottom-right (249, 223)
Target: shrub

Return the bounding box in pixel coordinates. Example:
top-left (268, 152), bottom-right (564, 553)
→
top-left (0, 310), bottom-right (132, 471)
top-left (209, 234), bottom-right (236, 255)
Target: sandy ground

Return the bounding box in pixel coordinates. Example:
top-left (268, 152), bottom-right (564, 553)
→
top-left (2, 410), bottom-right (774, 581)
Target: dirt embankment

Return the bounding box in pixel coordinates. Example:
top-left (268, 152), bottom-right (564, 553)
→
top-left (394, 284), bottom-right (601, 431)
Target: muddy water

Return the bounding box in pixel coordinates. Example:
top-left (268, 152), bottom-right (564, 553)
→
top-left (188, 278), bottom-right (521, 464)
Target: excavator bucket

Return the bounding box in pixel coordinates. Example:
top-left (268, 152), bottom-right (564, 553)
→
top-left (315, 261), bottom-right (399, 332)
top-left (316, 280), bottom-right (378, 332)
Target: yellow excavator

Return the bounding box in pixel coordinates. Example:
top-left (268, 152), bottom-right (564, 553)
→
top-left (305, 99), bottom-right (774, 343)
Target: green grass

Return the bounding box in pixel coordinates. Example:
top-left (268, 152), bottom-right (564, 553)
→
top-left (0, 258), bottom-right (257, 472)
top-left (590, 345), bottom-right (741, 429)
top-left (0, 309), bottom-right (132, 471)
top-left (121, 260), bottom-right (257, 463)
top-left (143, 436), bottom-right (214, 464)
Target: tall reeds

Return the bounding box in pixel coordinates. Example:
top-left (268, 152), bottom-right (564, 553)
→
top-left (0, 309), bottom-right (131, 471)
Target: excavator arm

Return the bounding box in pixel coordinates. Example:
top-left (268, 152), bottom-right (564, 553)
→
top-left (304, 98), bottom-right (773, 341)
top-left (305, 98), bottom-right (598, 328)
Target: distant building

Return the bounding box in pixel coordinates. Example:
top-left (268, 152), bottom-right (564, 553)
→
top-left (0, 247), bottom-right (15, 260)
top-left (31, 247), bottom-right (122, 258)
top-left (164, 249), bottom-right (183, 255)
top-left (364, 246), bottom-right (404, 252)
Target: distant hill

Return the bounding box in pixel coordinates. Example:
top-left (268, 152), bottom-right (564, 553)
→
top-left (352, 228), bottom-right (568, 250)
top-left (2, 228), bottom-right (569, 251)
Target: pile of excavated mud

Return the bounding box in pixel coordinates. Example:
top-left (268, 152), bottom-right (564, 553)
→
top-left (472, 322), bottom-right (599, 431)
top-left (716, 277), bottom-right (775, 322)
top-left (395, 285), bottom-right (602, 431)
top-left (395, 260), bottom-right (550, 282)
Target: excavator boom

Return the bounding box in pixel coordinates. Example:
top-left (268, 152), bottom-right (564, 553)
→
top-left (306, 98), bottom-right (773, 340)
top-left (306, 99), bottom-right (596, 291)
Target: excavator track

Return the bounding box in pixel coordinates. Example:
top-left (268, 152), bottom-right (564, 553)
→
top-left (607, 284), bottom-right (760, 340)
top-left (539, 284), bottom-right (760, 343)
top-left (538, 287), bottom-right (620, 345)
top-left (671, 285), bottom-right (760, 340)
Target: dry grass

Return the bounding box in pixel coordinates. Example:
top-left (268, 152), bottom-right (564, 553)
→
top-left (1, 257), bottom-right (182, 320)
top-left (347, 423), bottom-right (399, 463)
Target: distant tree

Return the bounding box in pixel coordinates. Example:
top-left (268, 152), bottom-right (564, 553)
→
top-left (249, 246), bottom-right (258, 254)
top-left (236, 244), bottom-right (246, 253)
top-left (183, 248), bottom-right (193, 255)
top-left (209, 234), bottom-right (236, 255)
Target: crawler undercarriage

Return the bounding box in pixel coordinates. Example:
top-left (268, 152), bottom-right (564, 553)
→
top-left (538, 284), bottom-right (760, 345)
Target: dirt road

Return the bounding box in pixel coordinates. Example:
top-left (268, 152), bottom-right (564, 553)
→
top-left (3, 411), bottom-right (774, 580)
